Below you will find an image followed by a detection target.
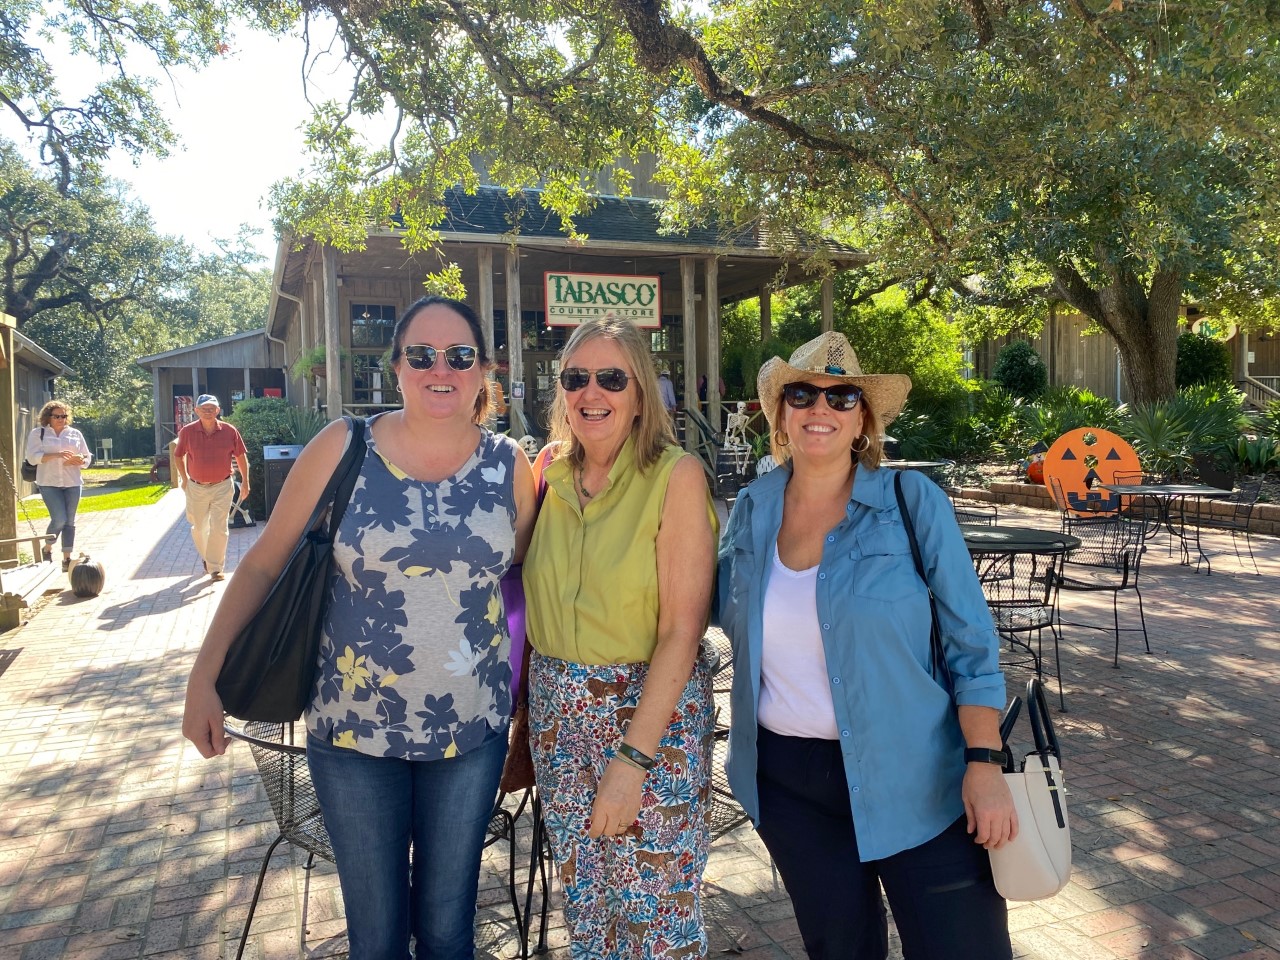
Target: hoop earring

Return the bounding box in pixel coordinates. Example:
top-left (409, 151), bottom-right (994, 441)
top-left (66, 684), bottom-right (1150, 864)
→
top-left (776, 431), bottom-right (790, 447)
top-left (853, 434), bottom-right (870, 453)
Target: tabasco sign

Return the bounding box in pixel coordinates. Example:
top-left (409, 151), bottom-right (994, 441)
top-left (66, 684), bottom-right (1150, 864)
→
top-left (544, 272), bottom-right (662, 328)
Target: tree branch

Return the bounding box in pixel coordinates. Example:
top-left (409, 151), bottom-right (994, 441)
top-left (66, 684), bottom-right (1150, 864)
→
top-left (1048, 263), bottom-right (1104, 324)
top-left (1062, 0), bottom-right (1141, 83)
top-left (960, 0), bottom-right (997, 45)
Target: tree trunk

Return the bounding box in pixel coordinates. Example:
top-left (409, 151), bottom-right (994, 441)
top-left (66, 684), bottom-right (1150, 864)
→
top-left (1050, 264), bottom-right (1181, 406)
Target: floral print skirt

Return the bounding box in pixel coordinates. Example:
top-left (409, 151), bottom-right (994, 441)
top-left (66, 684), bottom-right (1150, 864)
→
top-left (529, 646), bottom-right (716, 960)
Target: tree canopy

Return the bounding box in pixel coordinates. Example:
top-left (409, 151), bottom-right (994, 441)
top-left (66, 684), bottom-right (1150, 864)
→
top-left (260, 0), bottom-right (1280, 403)
top-left (2, 3), bottom-right (271, 431)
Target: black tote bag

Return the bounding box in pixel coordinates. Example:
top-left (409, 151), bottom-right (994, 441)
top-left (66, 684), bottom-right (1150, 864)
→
top-left (216, 417), bottom-right (367, 722)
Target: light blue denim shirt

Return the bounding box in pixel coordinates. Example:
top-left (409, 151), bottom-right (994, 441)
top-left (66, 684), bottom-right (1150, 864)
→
top-left (716, 462), bottom-right (1006, 861)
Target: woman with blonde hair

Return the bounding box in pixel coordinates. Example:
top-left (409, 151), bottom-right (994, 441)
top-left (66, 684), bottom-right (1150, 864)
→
top-left (25, 401), bottom-right (92, 570)
top-left (717, 331), bottom-right (1014, 959)
top-left (523, 314), bottom-right (718, 959)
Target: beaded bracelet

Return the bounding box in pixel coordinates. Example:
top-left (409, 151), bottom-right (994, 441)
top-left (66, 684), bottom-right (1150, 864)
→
top-left (616, 742), bottom-right (655, 771)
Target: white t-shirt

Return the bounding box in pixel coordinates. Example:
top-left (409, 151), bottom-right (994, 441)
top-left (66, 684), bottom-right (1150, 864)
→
top-left (758, 544), bottom-right (839, 740)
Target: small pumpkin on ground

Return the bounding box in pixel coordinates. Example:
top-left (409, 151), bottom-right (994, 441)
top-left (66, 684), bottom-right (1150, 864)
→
top-left (69, 555), bottom-right (106, 598)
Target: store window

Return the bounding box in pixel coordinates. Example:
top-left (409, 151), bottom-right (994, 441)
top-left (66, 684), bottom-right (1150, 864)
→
top-left (352, 353), bottom-right (395, 406)
top-left (350, 303), bottom-right (396, 348)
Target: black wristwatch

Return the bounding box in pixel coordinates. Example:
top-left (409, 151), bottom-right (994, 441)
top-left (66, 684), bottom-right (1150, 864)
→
top-left (964, 747), bottom-right (1010, 767)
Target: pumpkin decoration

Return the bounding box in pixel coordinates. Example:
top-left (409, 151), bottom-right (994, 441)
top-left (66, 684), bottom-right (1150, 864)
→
top-left (69, 555), bottom-right (106, 598)
top-left (1043, 428), bottom-right (1142, 516)
top-left (1022, 440), bottom-right (1049, 484)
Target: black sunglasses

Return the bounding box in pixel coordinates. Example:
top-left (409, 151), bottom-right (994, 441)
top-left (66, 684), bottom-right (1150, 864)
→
top-left (51, 413), bottom-right (69, 419)
top-left (783, 382), bottom-right (864, 412)
top-left (559, 367), bottom-right (631, 392)
top-left (402, 344), bottom-right (478, 371)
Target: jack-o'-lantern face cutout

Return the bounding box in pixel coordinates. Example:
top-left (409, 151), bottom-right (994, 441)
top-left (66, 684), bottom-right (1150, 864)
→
top-left (1043, 428), bottom-right (1141, 515)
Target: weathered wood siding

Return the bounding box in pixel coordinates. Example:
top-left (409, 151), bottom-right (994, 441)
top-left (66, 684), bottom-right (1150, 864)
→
top-left (972, 310), bottom-right (1129, 401)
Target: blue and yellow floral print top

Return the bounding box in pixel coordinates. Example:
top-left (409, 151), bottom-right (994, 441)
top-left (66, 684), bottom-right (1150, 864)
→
top-left (306, 419), bottom-right (520, 760)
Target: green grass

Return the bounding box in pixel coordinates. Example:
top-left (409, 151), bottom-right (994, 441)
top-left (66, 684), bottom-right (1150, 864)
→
top-left (81, 458), bottom-right (155, 487)
top-left (21, 484), bottom-right (170, 519)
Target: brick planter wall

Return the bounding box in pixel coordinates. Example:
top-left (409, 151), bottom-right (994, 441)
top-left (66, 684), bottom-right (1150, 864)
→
top-left (952, 481), bottom-right (1280, 537)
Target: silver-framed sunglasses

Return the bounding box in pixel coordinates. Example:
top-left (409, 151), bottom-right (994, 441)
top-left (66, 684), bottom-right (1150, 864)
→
top-left (402, 344), bottom-right (478, 371)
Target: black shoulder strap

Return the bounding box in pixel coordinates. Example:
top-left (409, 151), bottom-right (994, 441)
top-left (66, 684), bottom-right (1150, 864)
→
top-left (325, 417), bottom-right (367, 537)
top-left (298, 416), bottom-right (368, 537)
top-left (893, 471), bottom-right (954, 694)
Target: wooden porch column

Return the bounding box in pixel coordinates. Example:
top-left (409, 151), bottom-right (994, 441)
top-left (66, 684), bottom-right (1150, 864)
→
top-left (190, 366), bottom-right (200, 403)
top-left (477, 247), bottom-right (495, 352)
top-left (322, 246), bottom-right (342, 418)
top-left (821, 277), bottom-right (834, 332)
top-left (759, 285), bottom-right (772, 341)
top-left (243, 367), bottom-right (252, 402)
top-left (0, 317), bottom-right (16, 565)
top-left (151, 371), bottom-right (163, 455)
top-left (681, 256), bottom-right (698, 451)
top-left (705, 257), bottom-right (721, 431)
top-left (1236, 330), bottom-right (1251, 381)
top-left (301, 275), bottom-right (316, 409)
top-left (505, 246), bottom-right (524, 433)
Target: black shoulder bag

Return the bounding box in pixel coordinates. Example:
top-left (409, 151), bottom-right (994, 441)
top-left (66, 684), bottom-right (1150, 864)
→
top-left (893, 471), bottom-right (954, 694)
top-left (216, 417), bottom-right (367, 722)
top-left (21, 429), bottom-right (43, 482)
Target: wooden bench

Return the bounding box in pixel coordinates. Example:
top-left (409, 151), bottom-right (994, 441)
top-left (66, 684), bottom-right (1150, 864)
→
top-left (0, 534), bottom-right (59, 630)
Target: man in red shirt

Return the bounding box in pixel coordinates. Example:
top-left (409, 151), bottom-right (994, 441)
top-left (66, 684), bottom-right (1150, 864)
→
top-left (173, 395), bottom-right (249, 581)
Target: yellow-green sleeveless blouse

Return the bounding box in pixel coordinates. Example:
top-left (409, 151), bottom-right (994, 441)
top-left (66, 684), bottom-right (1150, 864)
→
top-left (523, 437), bottom-right (719, 665)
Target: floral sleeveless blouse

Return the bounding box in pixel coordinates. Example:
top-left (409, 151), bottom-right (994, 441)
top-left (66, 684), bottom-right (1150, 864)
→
top-left (306, 420), bottom-right (519, 761)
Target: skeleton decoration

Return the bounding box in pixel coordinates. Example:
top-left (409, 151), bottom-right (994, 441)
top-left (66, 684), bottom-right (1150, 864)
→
top-left (722, 401), bottom-right (753, 474)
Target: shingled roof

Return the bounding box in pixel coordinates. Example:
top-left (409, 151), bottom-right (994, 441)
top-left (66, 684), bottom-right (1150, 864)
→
top-left (432, 185), bottom-right (812, 252)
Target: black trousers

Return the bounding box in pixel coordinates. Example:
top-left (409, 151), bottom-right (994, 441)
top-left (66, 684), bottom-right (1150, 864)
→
top-left (755, 726), bottom-right (1012, 960)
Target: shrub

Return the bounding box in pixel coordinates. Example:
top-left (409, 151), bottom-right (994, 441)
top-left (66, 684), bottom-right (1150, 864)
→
top-left (1225, 436), bottom-right (1280, 475)
top-left (226, 397), bottom-right (295, 517)
top-left (1175, 332), bottom-right (1232, 388)
top-left (992, 340), bottom-right (1047, 400)
top-left (1117, 383), bottom-right (1251, 480)
top-left (1258, 399), bottom-right (1280, 437)
top-left (892, 380), bottom-right (1018, 463)
top-left (1014, 386), bottom-right (1122, 453)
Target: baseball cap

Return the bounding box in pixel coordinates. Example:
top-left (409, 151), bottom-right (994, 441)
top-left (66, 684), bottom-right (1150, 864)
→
top-left (196, 394), bottom-right (220, 409)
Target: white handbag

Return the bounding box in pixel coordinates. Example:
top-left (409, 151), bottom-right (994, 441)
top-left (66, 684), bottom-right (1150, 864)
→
top-left (990, 679), bottom-right (1072, 901)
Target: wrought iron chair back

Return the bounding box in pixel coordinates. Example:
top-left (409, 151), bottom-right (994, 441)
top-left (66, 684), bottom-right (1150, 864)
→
top-left (1194, 476), bottom-right (1263, 574)
top-left (973, 550), bottom-right (1067, 707)
top-left (1054, 514), bottom-right (1150, 667)
top-left (703, 627), bottom-right (752, 839)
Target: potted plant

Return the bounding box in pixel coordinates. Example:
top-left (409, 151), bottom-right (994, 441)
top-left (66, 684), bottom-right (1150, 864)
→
top-left (291, 344), bottom-right (350, 384)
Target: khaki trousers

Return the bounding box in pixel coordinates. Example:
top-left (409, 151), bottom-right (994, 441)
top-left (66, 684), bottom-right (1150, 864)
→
top-left (184, 478), bottom-right (235, 573)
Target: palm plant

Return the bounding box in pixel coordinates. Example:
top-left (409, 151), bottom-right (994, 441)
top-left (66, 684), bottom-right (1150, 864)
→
top-left (285, 406), bottom-right (329, 445)
top-left (1118, 384), bottom-right (1251, 481)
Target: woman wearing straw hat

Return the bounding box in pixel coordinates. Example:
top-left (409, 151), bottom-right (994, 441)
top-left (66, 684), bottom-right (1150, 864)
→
top-left (716, 331), bottom-right (1014, 959)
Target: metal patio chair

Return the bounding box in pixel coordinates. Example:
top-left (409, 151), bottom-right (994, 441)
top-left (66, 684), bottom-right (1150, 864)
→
top-left (1193, 476), bottom-right (1263, 575)
top-left (973, 549), bottom-right (1067, 708)
top-left (1053, 514), bottom-right (1150, 668)
top-left (704, 627), bottom-right (751, 839)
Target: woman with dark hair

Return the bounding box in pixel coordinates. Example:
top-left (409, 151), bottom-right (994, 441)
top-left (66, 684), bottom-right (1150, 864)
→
top-left (184, 295), bottom-right (536, 959)
top-left (717, 332), bottom-right (1015, 960)
top-left (25, 401), bottom-right (92, 570)
top-left (523, 315), bottom-right (718, 959)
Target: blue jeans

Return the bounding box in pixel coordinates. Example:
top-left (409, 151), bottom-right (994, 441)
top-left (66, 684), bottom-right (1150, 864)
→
top-left (40, 485), bottom-right (81, 552)
top-left (306, 728), bottom-right (508, 960)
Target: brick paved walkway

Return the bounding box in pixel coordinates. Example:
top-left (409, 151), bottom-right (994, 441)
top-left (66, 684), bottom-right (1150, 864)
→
top-left (1, 491), bottom-right (1278, 959)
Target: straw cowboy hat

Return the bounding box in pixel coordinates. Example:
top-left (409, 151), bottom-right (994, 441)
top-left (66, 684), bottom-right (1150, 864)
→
top-left (757, 331), bottom-right (912, 430)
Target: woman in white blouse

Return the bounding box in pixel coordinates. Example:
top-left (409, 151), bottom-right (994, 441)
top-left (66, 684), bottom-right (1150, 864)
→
top-left (25, 401), bottom-right (92, 570)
